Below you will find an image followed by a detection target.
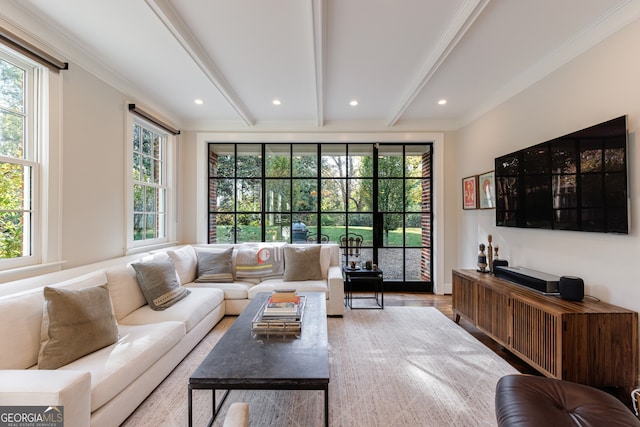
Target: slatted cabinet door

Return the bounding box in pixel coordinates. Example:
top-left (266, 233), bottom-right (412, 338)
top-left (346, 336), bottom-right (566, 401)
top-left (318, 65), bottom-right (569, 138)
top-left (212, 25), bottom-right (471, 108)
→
top-left (510, 294), bottom-right (561, 378)
top-left (452, 272), bottom-right (476, 324)
top-left (475, 281), bottom-right (510, 347)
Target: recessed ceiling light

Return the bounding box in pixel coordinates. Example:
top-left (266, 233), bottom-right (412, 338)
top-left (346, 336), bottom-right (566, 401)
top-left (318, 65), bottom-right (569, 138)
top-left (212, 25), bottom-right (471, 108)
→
top-left (272, 99), bottom-right (282, 106)
top-left (194, 99), bottom-right (204, 105)
top-left (438, 99), bottom-right (447, 105)
top-left (349, 100), bottom-right (359, 107)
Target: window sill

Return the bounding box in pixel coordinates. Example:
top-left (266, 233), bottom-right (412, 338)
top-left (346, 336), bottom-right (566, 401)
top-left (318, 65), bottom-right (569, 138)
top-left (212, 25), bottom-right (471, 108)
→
top-left (0, 260), bottom-right (67, 284)
top-left (126, 240), bottom-right (179, 256)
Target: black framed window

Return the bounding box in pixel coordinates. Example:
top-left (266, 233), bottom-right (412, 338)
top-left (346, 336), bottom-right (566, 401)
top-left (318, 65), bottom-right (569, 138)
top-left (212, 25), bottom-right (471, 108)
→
top-left (207, 142), bottom-right (433, 291)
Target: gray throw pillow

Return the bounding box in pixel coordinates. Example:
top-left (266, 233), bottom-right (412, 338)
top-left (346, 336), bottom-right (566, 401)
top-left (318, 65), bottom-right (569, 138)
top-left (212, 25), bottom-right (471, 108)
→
top-left (131, 258), bottom-right (190, 310)
top-left (38, 284), bottom-right (119, 369)
top-left (283, 245), bottom-right (323, 281)
top-left (195, 247), bottom-right (234, 282)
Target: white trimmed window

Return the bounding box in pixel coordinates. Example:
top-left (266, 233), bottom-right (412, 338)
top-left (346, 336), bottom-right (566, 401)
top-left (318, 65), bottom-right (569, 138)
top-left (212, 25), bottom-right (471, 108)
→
top-left (128, 117), bottom-right (175, 249)
top-left (0, 50), bottom-right (39, 268)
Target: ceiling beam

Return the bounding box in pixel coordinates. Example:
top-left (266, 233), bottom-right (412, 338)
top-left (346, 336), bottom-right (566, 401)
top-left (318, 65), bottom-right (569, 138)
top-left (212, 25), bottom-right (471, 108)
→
top-left (386, 0), bottom-right (491, 127)
top-left (145, 0), bottom-right (255, 126)
top-left (311, 0), bottom-right (327, 127)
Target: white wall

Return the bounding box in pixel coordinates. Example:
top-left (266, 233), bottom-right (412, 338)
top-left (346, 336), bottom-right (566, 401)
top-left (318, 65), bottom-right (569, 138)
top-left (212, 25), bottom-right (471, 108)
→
top-left (177, 130), bottom-right (199, 244)
top-left (60, 66), bottom-right (128, 267)
top-left (455, 19), bottom-right (640, 311)
top-left (441, 131), bottom-right (459, 293)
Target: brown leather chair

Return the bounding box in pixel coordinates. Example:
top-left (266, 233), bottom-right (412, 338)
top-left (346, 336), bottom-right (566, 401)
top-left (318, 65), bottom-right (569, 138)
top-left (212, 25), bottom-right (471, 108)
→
top-left (495, 374), bottom-right (640, 427)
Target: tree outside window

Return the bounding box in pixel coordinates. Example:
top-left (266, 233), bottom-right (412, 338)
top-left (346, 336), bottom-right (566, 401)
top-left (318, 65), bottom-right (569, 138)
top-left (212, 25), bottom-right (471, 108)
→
top-left (0, 56), bottom-right (33, 260)
top-left (132, 123), bottom-right (166, 242)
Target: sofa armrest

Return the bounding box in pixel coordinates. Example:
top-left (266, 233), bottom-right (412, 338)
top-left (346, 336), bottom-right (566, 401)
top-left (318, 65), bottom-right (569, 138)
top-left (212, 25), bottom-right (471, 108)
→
top-left (0, 370), bottom-right (91, 427)
top-left (327, 265), bottom-right (344, 316)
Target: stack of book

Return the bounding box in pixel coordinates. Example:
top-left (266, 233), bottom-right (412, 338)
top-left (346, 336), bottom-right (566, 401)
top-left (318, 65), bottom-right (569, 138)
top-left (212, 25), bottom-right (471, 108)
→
top-left (252, 290), bottom-right (306, 334)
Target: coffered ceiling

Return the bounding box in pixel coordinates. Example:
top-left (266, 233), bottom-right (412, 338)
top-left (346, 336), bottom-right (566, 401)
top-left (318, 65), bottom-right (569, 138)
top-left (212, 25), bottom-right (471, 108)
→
top-left (3, 0), bottom-right (640, 131)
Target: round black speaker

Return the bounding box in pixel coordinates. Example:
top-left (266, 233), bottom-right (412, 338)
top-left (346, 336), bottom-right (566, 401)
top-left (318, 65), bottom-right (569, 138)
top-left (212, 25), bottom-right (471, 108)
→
top-left (559, 276), bottom-right (584, 301)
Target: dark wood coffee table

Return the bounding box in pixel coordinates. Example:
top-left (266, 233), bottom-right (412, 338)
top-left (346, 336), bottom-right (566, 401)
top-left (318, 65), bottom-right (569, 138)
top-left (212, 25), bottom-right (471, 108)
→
top-left (188, 292), bottom-right (329, 426)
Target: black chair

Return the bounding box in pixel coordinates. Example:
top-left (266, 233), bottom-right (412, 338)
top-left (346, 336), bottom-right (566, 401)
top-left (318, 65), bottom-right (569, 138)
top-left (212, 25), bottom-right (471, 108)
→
top-left (339, 233), bottom-right (363, 267)
top-left (307, 232), bottom-right (329, 243)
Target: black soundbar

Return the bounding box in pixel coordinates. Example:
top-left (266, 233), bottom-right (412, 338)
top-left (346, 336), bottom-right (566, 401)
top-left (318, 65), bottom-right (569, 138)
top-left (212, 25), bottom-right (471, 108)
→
top-left (493, 266), bottom-right (560, 294)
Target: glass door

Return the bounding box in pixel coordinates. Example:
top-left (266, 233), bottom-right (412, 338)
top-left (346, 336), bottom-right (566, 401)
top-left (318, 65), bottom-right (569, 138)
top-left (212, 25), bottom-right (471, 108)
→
top-left (374, 144), bottom-right (432, 292)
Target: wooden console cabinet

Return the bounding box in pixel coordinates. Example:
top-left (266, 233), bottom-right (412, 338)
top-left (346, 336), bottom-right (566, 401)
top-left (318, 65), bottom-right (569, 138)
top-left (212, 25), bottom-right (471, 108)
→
top-left (452, 269), bottom-right (638, 389)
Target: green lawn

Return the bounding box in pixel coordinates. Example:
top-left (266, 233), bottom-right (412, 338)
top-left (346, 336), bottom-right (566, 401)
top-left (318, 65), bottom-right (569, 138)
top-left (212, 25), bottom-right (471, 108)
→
top-left (217, 225), bottom-right (422, 246)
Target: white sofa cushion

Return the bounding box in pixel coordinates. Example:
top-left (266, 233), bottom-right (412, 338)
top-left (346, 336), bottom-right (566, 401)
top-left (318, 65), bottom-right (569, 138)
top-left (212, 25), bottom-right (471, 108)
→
top-left (0, 289), bottom-right (44, 369)
top-left (320, 245), bottom-right (333, 279)
top-left (105, 265), bottom-right (147, 321)
top-left (249, 279), bottom-right (328, 298)
top-left (58, 321), bottom-right (185, 412)
top-left (186, 281), bottom-right (253, 300)
top-left (0, 271), bottom-right (108, 370)
top-left (119, 288), bottom-right (224, 333)
top-left (167, 245), bottom-right (198, 285)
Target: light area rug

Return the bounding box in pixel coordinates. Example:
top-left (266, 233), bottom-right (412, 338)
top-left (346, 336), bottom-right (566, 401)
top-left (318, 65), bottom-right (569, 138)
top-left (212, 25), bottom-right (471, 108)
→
top-left (121, 307), bottom-right (518, 426)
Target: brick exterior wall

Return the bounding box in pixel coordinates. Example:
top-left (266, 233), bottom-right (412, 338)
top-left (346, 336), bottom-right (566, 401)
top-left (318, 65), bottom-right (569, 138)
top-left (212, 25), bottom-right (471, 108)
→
top-left (208, 149), bottom-right (218, 243)
top-left (421, 151), bottom-right (431, 281)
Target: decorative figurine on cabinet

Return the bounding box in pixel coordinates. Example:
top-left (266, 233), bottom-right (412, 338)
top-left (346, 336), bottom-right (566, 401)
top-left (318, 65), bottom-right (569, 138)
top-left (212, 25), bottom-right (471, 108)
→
top-left (477, 243), bottom-right (488, 273)
top-left (491, 244), bottom-right (509, 272)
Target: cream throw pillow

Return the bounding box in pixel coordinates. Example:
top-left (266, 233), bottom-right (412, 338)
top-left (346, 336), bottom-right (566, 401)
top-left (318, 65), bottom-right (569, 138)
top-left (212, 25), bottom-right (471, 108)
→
top-left (167, 245), bottom-right (198, 284)
top-left (105, 265), bottom-right (147, 321)
top-left (283, 245), bottom-right (323, 281)
top-left (38, 284), bottom-right (119, 370)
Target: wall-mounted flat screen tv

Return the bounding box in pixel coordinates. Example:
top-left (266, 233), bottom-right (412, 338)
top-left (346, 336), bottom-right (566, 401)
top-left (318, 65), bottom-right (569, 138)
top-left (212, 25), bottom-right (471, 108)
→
top-left (495, 115), bottom-right (628, 234)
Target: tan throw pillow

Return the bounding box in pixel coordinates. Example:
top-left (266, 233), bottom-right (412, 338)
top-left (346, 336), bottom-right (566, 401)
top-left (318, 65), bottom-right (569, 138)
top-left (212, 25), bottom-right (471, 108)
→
top-left (195, 247), bottom-right (234, 282)
top-left (283, 245), bottom-right (323, 281)
top-left (38, 284), bottom-right (119, 370)
top-left (131, 258), bottom-right (190, 310)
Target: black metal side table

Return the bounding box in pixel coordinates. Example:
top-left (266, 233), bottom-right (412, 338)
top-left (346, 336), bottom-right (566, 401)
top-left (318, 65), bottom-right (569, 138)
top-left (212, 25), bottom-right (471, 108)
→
top-left (342, 266), bottom-right (384, 309)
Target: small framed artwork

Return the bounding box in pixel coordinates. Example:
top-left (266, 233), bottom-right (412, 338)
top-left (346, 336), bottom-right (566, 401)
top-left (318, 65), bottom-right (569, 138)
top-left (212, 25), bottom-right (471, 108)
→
top-left (478, 171), bottom-right (496, 209)
top-left (462, 175), bottom-right (478, 210)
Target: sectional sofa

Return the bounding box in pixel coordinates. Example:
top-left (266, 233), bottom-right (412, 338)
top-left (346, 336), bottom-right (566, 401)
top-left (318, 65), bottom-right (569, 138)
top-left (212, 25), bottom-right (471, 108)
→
top-left (174, 242), bottom-right (343, 316)
top-left (0, 242), bottom-right (342, 427)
